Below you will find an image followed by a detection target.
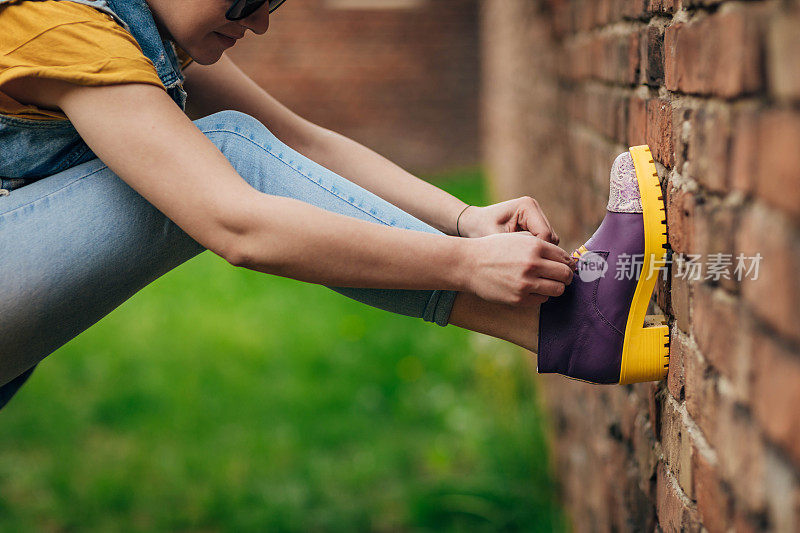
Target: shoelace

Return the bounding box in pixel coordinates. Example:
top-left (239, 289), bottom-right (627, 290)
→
top-left (570, 245), bottom-right (589, 271)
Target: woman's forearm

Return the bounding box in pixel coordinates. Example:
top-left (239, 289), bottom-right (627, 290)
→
top-left (232, 192), bottom-right (469, 291)
top-left (299, 126), bottom-right (470, 236)
top-left (183, 58), bottom-right (469, 235)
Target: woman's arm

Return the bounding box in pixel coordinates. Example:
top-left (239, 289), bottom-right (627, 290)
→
top-left (3, 77), bottom-right (476, 291)
top-left (3, 77), bottom-right (573, 304)
top-left (182, 54), bottom-right (471, 236)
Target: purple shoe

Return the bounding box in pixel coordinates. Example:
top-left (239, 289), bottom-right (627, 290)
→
top-left (537, 145), bottom-right (669, 385)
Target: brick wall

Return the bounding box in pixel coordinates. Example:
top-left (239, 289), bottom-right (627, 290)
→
top-left (225, 0), bottom-right (480, 174)
top-left (481, 0), bottom-right (800, 530)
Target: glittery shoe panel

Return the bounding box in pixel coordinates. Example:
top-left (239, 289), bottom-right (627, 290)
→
top-left (607, 152), bottom-right (643, 214)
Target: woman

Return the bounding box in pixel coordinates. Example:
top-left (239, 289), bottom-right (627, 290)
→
top-left (0, 0), bottom-right (669, 408)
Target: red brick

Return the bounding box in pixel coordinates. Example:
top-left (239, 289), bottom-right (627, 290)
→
top-left (732, 511), bottom-right (762, 533)
top-left (677, 430), bottom-right (695, 503)
top-left (752, 331), bottom-right (800, 469)
top-left (737, 204), bottom-right (800, 344)
top-left (575, 0), bottom-right (596, 32)
top-left (660, 396), bottom-right (694, 499)
top-left (672, 105), bottom-right (691, 174)
top-left (693, 451), bottom-right (733, 533)
top-left (593, 30), bottom-right (641, 85)
top-left (692, 198), bottom-right (735, 256)
top-left (612, 93), bottom-right (630, 143)
top-left (686, 105), bottom-right (732, 194)
top-left (583, 88), bottom-right (628, 143)
top-left (655, 274), bottom-right (670, 320)
top-left (755, 110), bottom-right (800, 221)
top-left (656, 462), bottom-right (698, 532)
top-left (549, 0), bottom-right (572, 38)
top-left (628, 96), bottom-right (648, 146)
top-left (768, 11), bottom-right (800, 100)
top-left (647, 98), bottom-right (674, 168)
top-left (621, 0), bottom-right (648, 19)
top-left (692, 198), bottom-right (738, 292)
top-left (670, 273), bottom-right (691, 333)
top-left (663, 22), bottom-right (681, 91)
top-left (587, 35), bottom-right (603, 80)
top-left (648, 0), bottom-right (676, 13)
top-left (642, 24), bottom-right (665, 86)
top-left (713, 391), bottom-right (767, 512)
top-left (684, 341), bottom-right (721, 444)
top-left (562, 39), bottom-right (589, 80)
top-left (634, 396), bottom-right (658, 484)
top-left (666, 186), bottom-right (694, 255)
top-left (764, 447), bottom-right (800, 532)
top-left (664, 7), bottom-right (764, 97)
top-left (619, 31), bottom-right (636, 84)
top-left (618, 388), bottom-right (643, 442)
top-left (666, 328), bottom-right (688, 400)
top-left (595, 0), bottom-right (613, 28)
top-left (692, 283), bottom-right (738, 366)
top-left (649, 381), bottom-right (660, 439)
top-left (684, 0), bottom-right (725, 5)
top-left (730, 108), bottom-right (760, 195)
top-left (692, 285), bottom-right (749, 395)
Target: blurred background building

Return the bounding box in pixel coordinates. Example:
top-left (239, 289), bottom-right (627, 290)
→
top-left (227, 0), bottom-right (481, 174)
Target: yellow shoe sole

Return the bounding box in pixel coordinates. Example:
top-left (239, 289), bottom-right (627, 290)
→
top-left (617, 145), bottom-right (670, 385)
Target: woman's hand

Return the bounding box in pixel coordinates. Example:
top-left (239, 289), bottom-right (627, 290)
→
top-left (457, 196), bottom-right (560, 244)
top-left (459, 232), bottom-right (576, 306)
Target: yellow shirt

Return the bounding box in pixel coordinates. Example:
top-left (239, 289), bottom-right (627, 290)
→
top-left (0, 0), bottom-right (193, 120)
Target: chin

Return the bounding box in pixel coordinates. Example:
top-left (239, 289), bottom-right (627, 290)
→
top-left (191, 48), bottom-right (225, 66)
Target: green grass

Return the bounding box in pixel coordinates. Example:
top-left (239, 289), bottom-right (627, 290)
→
top-left (0, 169), bottom-right (565, 532)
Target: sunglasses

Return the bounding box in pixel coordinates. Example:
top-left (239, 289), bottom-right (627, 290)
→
top-left (226, 0), bottom-right (287, 20)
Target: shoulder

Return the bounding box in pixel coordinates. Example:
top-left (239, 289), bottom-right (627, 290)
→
top-left (1, 0), bottom-right (143, 56)
top-left (1, 0), bottom-right (121, 31)
top-left (0, 1), bottom-right (165, 120)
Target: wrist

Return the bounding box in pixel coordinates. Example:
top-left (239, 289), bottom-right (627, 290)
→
top-left (450, 236), bottom-right (475, 292)
top-left (456, 204), bottom-right (481, 238)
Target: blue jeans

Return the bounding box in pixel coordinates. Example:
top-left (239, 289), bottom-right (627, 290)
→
top-left (0, 110), bottom-right (459, 408)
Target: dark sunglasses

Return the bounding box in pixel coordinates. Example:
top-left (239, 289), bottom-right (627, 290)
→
top-left (226, 0), bottom-right (287, 20)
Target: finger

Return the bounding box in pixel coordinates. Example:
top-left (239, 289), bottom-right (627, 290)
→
top-left (537, 239), bottom-right (576, 265)
top-left (515, 293), bottom-right (549, 308)
top-left (538, 260), bottom-right (574, 285)
top-left (525, 214), bottom-right (556, 244)
top-left (528, 278), bottom-right (567, 298)
top-left (521, 204), bottom-right (558, 244)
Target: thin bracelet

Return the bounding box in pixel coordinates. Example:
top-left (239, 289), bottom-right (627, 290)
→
top-left (456, 205), bottom-right (471, 237)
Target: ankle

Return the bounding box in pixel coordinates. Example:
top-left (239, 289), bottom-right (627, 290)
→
top-left (448, 293), bottom-right (540, 353)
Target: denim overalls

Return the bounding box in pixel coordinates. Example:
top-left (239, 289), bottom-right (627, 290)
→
top-left (0, 0), bottom-right (188, 192)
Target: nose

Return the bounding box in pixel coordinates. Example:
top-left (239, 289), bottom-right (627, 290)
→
top-left (240, 6), bottom-right (269, 35)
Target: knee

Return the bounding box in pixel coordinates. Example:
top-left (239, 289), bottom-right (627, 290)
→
top-left (193, 110), bottom-right (281, 159)
top-left (194, 109), bottom-right (262, 133)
